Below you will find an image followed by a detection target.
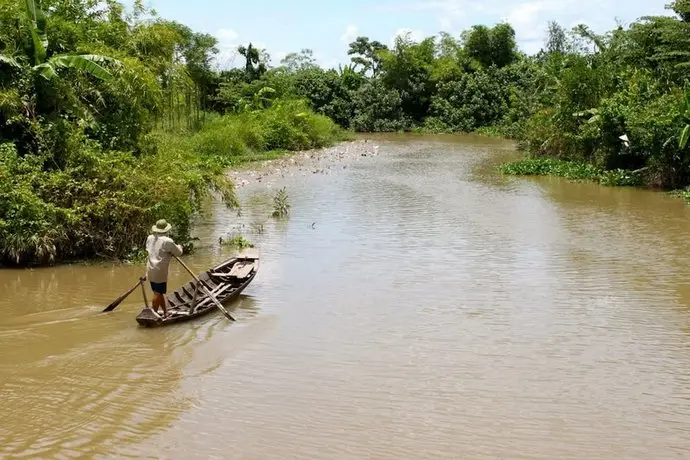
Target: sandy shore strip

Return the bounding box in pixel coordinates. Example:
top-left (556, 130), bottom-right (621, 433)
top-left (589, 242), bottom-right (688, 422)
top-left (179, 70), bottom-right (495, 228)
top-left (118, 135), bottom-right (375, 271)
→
top-left (227, 139), bottom-right (381, 188)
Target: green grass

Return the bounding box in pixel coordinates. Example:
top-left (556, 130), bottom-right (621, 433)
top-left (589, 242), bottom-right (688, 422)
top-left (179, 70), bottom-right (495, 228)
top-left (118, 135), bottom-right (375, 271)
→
top-left (156, 98), bottom-right (347, 167)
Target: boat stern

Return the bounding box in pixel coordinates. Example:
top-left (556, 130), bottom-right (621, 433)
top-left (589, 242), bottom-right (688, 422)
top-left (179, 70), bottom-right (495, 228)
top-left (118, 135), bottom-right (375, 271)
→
top-left (135, 308), bottom-right (163, 327)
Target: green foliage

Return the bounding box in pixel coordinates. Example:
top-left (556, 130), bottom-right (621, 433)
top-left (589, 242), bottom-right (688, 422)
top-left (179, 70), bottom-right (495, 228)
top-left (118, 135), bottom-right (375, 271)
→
top-left (272, 187), bottom-right (290, 218)
top-left (220, 235), bottom-right (254, 249)
top-left (191, 99), bottom-right (343, 159)
top-left (238, 42), bottom-right (269, 81)
top-left (0, 132), bottom-right (237, 266)
top-left (499, 157), bottom-right (643, 186)
top-left (0, 0), bottom-right (342, 266)
top-left (347, 36), bottom-right (388, 77)
top-left (7, 0), bottom-right (690, 264)
top-left (499, 157), bottom-right (602, 180)
top-left (545, 21), bottom-right (568, 55)
top-left (378, 33), bottom-right (436, 123)
top-left (462, 23), bottom-right (518, 69)
top-left (429, 67), bottom-right (509, 132)
top-left (350, 80), bottom-right (408, 132)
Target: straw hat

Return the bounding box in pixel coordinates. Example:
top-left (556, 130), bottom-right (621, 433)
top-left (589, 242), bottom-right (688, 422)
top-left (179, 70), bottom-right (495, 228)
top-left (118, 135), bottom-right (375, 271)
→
top-left (151, 219), bottom-right (172, 234)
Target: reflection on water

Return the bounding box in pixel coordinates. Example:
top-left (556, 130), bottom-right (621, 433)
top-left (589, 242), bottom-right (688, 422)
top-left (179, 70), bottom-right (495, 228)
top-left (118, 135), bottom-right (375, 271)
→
top-left (2, 133), bottom-right (690, 459)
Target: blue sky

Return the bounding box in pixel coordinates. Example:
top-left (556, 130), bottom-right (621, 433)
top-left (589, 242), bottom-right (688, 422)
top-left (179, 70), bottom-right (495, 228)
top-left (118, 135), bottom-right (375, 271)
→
top-left (134, 0), bottom-right (672, 69)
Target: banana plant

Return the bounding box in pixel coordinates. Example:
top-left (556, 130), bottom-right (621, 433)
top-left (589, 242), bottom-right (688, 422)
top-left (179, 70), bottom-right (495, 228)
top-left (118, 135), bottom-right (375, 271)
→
top-left (0, 0), bottom-right (120, 81)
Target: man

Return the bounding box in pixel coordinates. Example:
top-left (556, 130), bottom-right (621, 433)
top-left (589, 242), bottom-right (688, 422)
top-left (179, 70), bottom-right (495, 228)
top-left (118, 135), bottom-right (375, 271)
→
top-left (145, 219), bottom-right (183, 318)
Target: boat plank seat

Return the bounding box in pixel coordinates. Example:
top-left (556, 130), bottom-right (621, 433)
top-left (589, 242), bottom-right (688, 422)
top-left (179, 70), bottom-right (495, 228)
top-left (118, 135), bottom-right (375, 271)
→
top-left (182, 282), bottom-right (197, 298)
top-left (199, 279), bottom-right (216, 292)
top-left (190, 283), bottom-right (234, 313)
top-left (173, 282), bottom-right (230, 310)
top-left (212, 263), bottom-right (253, 279)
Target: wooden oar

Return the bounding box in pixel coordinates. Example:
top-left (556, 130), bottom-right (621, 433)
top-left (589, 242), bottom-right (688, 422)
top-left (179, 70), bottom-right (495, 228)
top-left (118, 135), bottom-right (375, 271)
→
top-left (173, 255), bottom-right (236, 322)
top-left (102, 276), bottom-right (146, 313)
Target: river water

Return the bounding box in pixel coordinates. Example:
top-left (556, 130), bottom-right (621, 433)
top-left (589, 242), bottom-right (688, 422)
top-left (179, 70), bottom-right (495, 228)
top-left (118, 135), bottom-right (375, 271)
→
top-left (2, 134), bottom-right (690, 459)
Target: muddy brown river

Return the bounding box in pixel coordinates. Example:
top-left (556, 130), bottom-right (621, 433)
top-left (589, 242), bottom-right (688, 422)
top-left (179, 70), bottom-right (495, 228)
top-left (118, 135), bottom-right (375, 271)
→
top-left (2, 134), bottom-right (690, 459)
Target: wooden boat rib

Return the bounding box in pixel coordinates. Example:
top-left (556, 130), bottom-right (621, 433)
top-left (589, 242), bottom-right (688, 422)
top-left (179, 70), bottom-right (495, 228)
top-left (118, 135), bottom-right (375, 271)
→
top-left (135, 254), bottom-right (259, 327)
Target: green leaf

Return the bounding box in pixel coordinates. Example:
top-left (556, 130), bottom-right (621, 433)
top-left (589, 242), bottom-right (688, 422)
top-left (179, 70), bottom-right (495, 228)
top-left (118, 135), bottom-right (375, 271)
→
top-left (680, 124), bottom-right (690, 149)
top-left (33, 62), bottom-right (57, 80)
top-left (0, 54), bottom-right (21, 69)
top-left (34, 54), bottom-right (121, 81)
top-left (24, 0), bottom-right (47, 65)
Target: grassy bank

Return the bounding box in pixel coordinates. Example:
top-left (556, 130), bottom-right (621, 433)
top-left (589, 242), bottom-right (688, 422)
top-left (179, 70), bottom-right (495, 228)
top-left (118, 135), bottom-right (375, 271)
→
top-left (177, 99), bottom-right (350, 167)
top-left (499, 157), bottom-right (690, 204)
top-left (0, 100), bottom-right (344, 267)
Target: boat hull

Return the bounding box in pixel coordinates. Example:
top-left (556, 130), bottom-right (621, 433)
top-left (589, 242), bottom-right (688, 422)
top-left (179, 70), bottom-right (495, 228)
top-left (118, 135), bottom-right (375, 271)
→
top-left (135, 255), bottom-right (259, 328)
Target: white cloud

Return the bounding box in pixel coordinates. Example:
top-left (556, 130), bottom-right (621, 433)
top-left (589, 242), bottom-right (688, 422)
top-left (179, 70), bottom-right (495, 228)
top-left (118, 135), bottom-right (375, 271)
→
top-left (371, 0), bottom-right (669, 55)
top-left (378, 0), bottom-right (467, 17)
top-left (214, 28), bottom-right (240, 69)
top-left (502, 1), bottom-right (564, 53)
top-left (272, 51), bottom-right (288, 66)
top-left (373, 0), bottom-right (468, 31)
top-left (320, 58), bottom-right (341, 70)
top-left (439, 16), bottom-right (453, 31)
top-left (340, 25), bottom-right (359, 45)
top-left (216, 28), bottom-right (239, 44)
top-left (213, 31), bottom-right (279, 69)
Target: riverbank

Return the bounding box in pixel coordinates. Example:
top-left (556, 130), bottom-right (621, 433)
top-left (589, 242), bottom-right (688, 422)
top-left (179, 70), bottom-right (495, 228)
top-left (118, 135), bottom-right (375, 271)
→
top-left (498, 156), bottom-right (690, 203)
top-left (0, 100), bottom-right (346, 268)
top-left (227, 138), bottom-right (380, 188)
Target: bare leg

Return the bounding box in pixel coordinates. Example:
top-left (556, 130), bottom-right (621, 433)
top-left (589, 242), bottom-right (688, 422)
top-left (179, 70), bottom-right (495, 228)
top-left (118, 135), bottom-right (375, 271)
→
top-left (160, 294), bottom-right (169, 318)
top-left (152, 293), bottom-right (161, 314)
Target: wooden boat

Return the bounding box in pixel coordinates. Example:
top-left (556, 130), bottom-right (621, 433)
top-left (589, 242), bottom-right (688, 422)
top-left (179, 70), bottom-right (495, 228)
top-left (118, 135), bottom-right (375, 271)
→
top-left (135, 254), bottom-right (259, 327)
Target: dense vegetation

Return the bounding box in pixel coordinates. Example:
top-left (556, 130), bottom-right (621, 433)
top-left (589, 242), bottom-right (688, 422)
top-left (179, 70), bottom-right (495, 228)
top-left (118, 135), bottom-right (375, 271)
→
top-left (0, 0), bottom-right (342, 266)
top-left (3, 0), bottom-right (690, 266)
top-left (212, 1), bottom-right (690, 191)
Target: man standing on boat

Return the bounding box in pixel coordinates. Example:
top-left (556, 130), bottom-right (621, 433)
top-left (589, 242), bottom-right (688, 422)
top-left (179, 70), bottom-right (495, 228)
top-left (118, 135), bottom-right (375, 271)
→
top-left (145, 219), bottom-right (183, 319)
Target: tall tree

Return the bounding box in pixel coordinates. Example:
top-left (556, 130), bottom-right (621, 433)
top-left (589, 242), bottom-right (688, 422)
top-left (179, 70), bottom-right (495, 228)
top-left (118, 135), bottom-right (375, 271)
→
top-left (489, 23), bottom-right (517, 67)
top-left (670, 0), bottom-right (690, 22)
top-left (462, 23), bottom-right (517, 68)
top-left (281, 48), bottom-right (317, 72)
top-left (238, 42), bottom-right (267, 81)
top-left (347, 36), bottom-right (388, 77)
top-left (545, 21), bottom-right (567, 55)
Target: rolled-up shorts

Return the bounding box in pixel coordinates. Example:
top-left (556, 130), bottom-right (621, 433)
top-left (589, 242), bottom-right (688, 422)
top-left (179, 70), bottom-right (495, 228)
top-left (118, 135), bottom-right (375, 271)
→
top-left (150, 282), bottom-right (167, 294)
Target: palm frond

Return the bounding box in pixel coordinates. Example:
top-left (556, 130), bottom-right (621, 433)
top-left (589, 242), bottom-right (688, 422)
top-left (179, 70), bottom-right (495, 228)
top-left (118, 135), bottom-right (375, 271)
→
top-left (0, 54), bottom-right (22, 69)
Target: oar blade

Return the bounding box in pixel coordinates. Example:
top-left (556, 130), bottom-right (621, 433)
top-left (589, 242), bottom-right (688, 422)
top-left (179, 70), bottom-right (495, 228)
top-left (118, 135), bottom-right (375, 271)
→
top-left (102, 299), bottom-right (123, 313)
top-left (102, 278), bottom-right (144, 313)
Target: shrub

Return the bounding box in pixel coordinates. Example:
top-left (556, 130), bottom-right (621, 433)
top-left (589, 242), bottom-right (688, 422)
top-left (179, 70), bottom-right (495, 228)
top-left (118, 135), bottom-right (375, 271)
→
top-left (0, 130), bottom-right (237, 266)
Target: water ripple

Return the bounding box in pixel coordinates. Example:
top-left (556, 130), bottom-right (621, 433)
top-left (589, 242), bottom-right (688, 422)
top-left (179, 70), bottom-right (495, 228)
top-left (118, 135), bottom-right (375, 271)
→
top-left (3, 135), bottom-right (690, 458)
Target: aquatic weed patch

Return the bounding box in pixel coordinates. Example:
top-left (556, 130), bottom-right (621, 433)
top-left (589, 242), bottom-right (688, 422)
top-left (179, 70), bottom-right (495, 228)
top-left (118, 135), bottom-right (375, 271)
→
top-left (220, 235), bottom-right (255, 249)
top-left (498, 158), bottom-right (643, 186)
top-left (272, 187), bottom-right (291, 218)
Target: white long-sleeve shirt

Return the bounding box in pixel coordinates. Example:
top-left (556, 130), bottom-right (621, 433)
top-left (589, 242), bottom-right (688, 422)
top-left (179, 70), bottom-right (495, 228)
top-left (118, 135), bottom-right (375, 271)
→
top-left (145, 234), bottom-right (183, 283)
